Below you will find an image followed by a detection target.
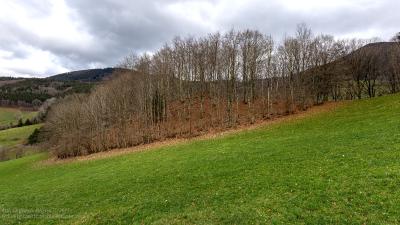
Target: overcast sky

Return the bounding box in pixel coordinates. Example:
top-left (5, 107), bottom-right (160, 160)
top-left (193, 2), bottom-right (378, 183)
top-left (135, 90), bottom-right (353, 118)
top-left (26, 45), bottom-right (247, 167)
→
top-left (0, 0), bottom-right (398, 77)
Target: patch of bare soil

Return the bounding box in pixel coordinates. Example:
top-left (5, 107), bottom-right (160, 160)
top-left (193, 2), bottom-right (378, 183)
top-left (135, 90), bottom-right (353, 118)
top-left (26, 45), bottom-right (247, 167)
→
top-left (41, 101), bottom-right (345, 165)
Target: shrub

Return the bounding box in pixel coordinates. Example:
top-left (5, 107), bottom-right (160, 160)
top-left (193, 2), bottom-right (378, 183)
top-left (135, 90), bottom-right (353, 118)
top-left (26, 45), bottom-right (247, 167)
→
top-left (28, 128), bottom-right (40, 145)
top-left (25, 119), bottom-right (32, 126)
top-left (17, 118), bottom-right (24, 127)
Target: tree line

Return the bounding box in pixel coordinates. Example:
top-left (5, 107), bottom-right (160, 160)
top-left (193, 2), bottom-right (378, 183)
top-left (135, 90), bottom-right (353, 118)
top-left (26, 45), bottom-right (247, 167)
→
top-left (43, 25), bottom-right (400, 158)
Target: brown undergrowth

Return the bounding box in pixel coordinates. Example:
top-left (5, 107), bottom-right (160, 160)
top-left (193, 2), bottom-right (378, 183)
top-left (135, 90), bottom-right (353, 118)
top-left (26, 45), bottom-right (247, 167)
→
top-left (42, 101), bottom-right (345, 165)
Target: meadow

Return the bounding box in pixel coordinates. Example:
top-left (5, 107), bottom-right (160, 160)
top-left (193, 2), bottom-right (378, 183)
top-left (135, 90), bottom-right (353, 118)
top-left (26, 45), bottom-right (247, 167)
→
top-left (0, 107), bottom-right (37, 127)
top-left (0, 124), bottom-right (41, 148)
top-left (0, 124), bottom-right (41, 161)
top-left (0, 94), bottom-right (399, 224)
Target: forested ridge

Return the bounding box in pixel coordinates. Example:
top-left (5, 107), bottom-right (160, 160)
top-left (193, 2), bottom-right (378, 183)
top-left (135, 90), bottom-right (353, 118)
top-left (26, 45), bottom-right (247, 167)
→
top-left (43, 25), bottom-right (400, 158)
top-left (49, 68), bottom-right (129, 82)
top-left (0, 68), bottom-right (121, 108)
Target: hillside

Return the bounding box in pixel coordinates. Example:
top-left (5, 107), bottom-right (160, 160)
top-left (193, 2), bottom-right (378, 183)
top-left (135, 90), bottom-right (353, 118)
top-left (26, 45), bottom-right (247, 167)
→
top-left (0, 94), bottom-right (399, 224)
top-left (0, 68), bottom-right (129, 108)
top-left (318, 42), bottom-right (399, 93)
top-left (48, 68), bottom-right (129, 82)
top-left (0, 124), bottom-right (41, 161)
top-left (0, 78), bottom-right (94, 108)
top-left (0, 107), bottom-right (37, 128)
top-left (335, 42), bottom-right (399, 74)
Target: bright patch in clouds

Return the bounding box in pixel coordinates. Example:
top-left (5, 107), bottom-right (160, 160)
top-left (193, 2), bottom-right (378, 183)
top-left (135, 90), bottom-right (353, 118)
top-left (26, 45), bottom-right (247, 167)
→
top-left (0, 0), bottom-right (95, 76)
top-left (279, 0), bottom-right (377, 10)
top-left (0, 44), bottom-right (68, 77)
top-left (165, 1), bottom-right (218, 31)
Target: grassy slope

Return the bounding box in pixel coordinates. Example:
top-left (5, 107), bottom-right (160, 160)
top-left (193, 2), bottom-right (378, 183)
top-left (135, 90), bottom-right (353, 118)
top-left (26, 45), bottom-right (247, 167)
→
top-left (0, 94), bottom-right (399, 224)
top-left (0, 108), bottom-right (37, 127)
top-left (0, 124), bottom-right (41, 148)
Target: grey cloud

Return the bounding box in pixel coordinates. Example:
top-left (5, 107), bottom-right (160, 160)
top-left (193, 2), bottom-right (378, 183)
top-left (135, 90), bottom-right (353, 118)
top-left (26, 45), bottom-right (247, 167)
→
top-left (65, 0), bottom-right (212, 56)
top-left (0, 0), bottom-right (399, 77)
top-left (215, 0), bottom-right (399, 39)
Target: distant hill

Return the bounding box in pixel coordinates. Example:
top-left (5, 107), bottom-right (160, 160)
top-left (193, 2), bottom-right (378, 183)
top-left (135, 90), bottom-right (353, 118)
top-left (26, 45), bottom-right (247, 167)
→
top-left (0, 67), bottom-right (132, 108)
top-left (332, 42), bottom-right (398, 73)
top-left (0, 78), bottom-right (94, 108)
top-left (304, 42), bottom-right (400, 100)
top-left (48, 68), bottom-right (130, 82)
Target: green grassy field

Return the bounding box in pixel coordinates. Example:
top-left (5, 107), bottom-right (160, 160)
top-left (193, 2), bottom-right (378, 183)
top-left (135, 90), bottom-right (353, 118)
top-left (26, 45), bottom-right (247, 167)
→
top-left (0, 94), bottom-right (399, 224)
top-left (0, 124), bottom-right (41, 149)
top-left (0, 107), bottom-right (37, 127)
top-left (0, 124), bottom-right (42, 161)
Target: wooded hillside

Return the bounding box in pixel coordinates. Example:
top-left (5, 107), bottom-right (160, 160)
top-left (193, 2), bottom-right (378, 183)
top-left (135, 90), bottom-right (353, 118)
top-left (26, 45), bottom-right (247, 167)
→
top-left (43, 25), bottom-right (400, 158)
top-left (0, 68), bottom-right (124, 108)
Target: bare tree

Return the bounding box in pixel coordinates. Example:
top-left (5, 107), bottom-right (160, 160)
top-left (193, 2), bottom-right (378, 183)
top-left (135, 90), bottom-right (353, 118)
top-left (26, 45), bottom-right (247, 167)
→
top-left (44, 26), bottom-right (399, 158)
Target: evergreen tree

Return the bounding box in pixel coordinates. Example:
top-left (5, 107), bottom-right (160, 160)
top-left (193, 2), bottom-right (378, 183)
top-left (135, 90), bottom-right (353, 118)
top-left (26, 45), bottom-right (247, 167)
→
top-left (17, 118), bottom-right (24, 127)
top-left (28, 128), bottom-right (40, 145)
top-left (24, 119), bottom-right (32, 126)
